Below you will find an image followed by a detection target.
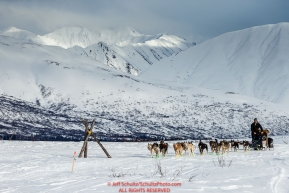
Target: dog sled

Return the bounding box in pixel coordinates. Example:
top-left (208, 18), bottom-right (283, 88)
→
top-left (250, 133), bottom-right (274, 151)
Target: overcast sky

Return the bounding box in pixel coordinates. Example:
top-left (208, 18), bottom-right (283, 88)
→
top-left (0, 0), bottom-right (288, 40)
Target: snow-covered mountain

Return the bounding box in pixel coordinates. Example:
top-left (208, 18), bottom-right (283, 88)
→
top-left (38, 26), bottom-right (141, 49)
top-left (141, 23), bottom-right (289, 105)
top-left (112, 34), bottom-right (193, 72)
top-left (70, 34), bottom-right (193, 75)
top-left (0, 31), bottom-right (288, 141)
top-left (1, 26), bottom-right (194, 75)
top-left (0, 26), bottom-right (45, 45)
top-left (71, 42), bottom-right (140, 75)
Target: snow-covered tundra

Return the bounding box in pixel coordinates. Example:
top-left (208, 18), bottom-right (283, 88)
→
top-left (0, 136), bottom-right (289, 193)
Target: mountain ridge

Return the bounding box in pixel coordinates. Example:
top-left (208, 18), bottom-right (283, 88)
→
top-left (141, 22), bottom-right (289, 105)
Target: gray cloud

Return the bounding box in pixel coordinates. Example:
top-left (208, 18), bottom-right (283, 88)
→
top-left (0, 0), bottom-right (288, 40)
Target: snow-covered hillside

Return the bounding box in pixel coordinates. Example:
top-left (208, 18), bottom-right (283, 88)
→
top-left (141, 23), bottom-right (289, 105)
top-left (1, 26), bottom-right (194, 75)
top-left (0, 33), bottom-right (288, 140)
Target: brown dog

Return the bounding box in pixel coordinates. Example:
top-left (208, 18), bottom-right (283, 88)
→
top-left (173, 142), bottom-right (184, 157)
top-left (184, 141), bottom-right (195, 156)
top-left (148, 143), bottom-right (160, 158)
top-left (221, 140), bottom-right (230, 155)
top-left (209, 139), bottom-right (218, 153)
top-left (215, 142), bottom-right (222, 155)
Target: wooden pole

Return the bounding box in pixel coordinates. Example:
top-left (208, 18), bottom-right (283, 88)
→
top-left (84, 141), bottom-right (88, 158)
top-left (78, 119), bottom-right (95, 158)
top-left (78, 133), bottom-right (91, 158)
top-left (92, 134), bottom-right (111, 158)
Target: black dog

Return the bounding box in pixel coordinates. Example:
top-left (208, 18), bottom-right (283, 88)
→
top-left (159, 140), bottom-right (169, 157)
top-left (242, 140), bottom-right (250, 152)
top-left (230, 140), bottom-right (239, 152)
top-left (198, 140), bottom-right (208, 155)
top-left (181, 142), bottom-right (188, 151)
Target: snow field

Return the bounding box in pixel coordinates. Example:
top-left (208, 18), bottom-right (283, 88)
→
top-left (1, 136), bottom-right (289, 193)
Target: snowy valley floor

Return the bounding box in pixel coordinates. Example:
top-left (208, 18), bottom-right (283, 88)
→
top-left (1, 137), bottom-right (289, 193)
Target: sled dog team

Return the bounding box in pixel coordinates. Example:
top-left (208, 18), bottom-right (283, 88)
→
top-left (148, 118), bottom-right (274, 157)
top-left (148, 138), bottom-right (273, 158)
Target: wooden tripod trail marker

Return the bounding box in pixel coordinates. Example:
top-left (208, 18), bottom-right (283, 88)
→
top-left (78, 118), bottom-right (111, 158)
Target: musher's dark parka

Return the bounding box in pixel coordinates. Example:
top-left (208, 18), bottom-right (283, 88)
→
top-left (251, 121), bottom-right (263, 137)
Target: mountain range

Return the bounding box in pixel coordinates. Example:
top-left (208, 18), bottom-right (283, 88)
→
top-left (1, 26), bottom-right (194, 75)
top-left (0, 23), bottom-right (288, 140)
